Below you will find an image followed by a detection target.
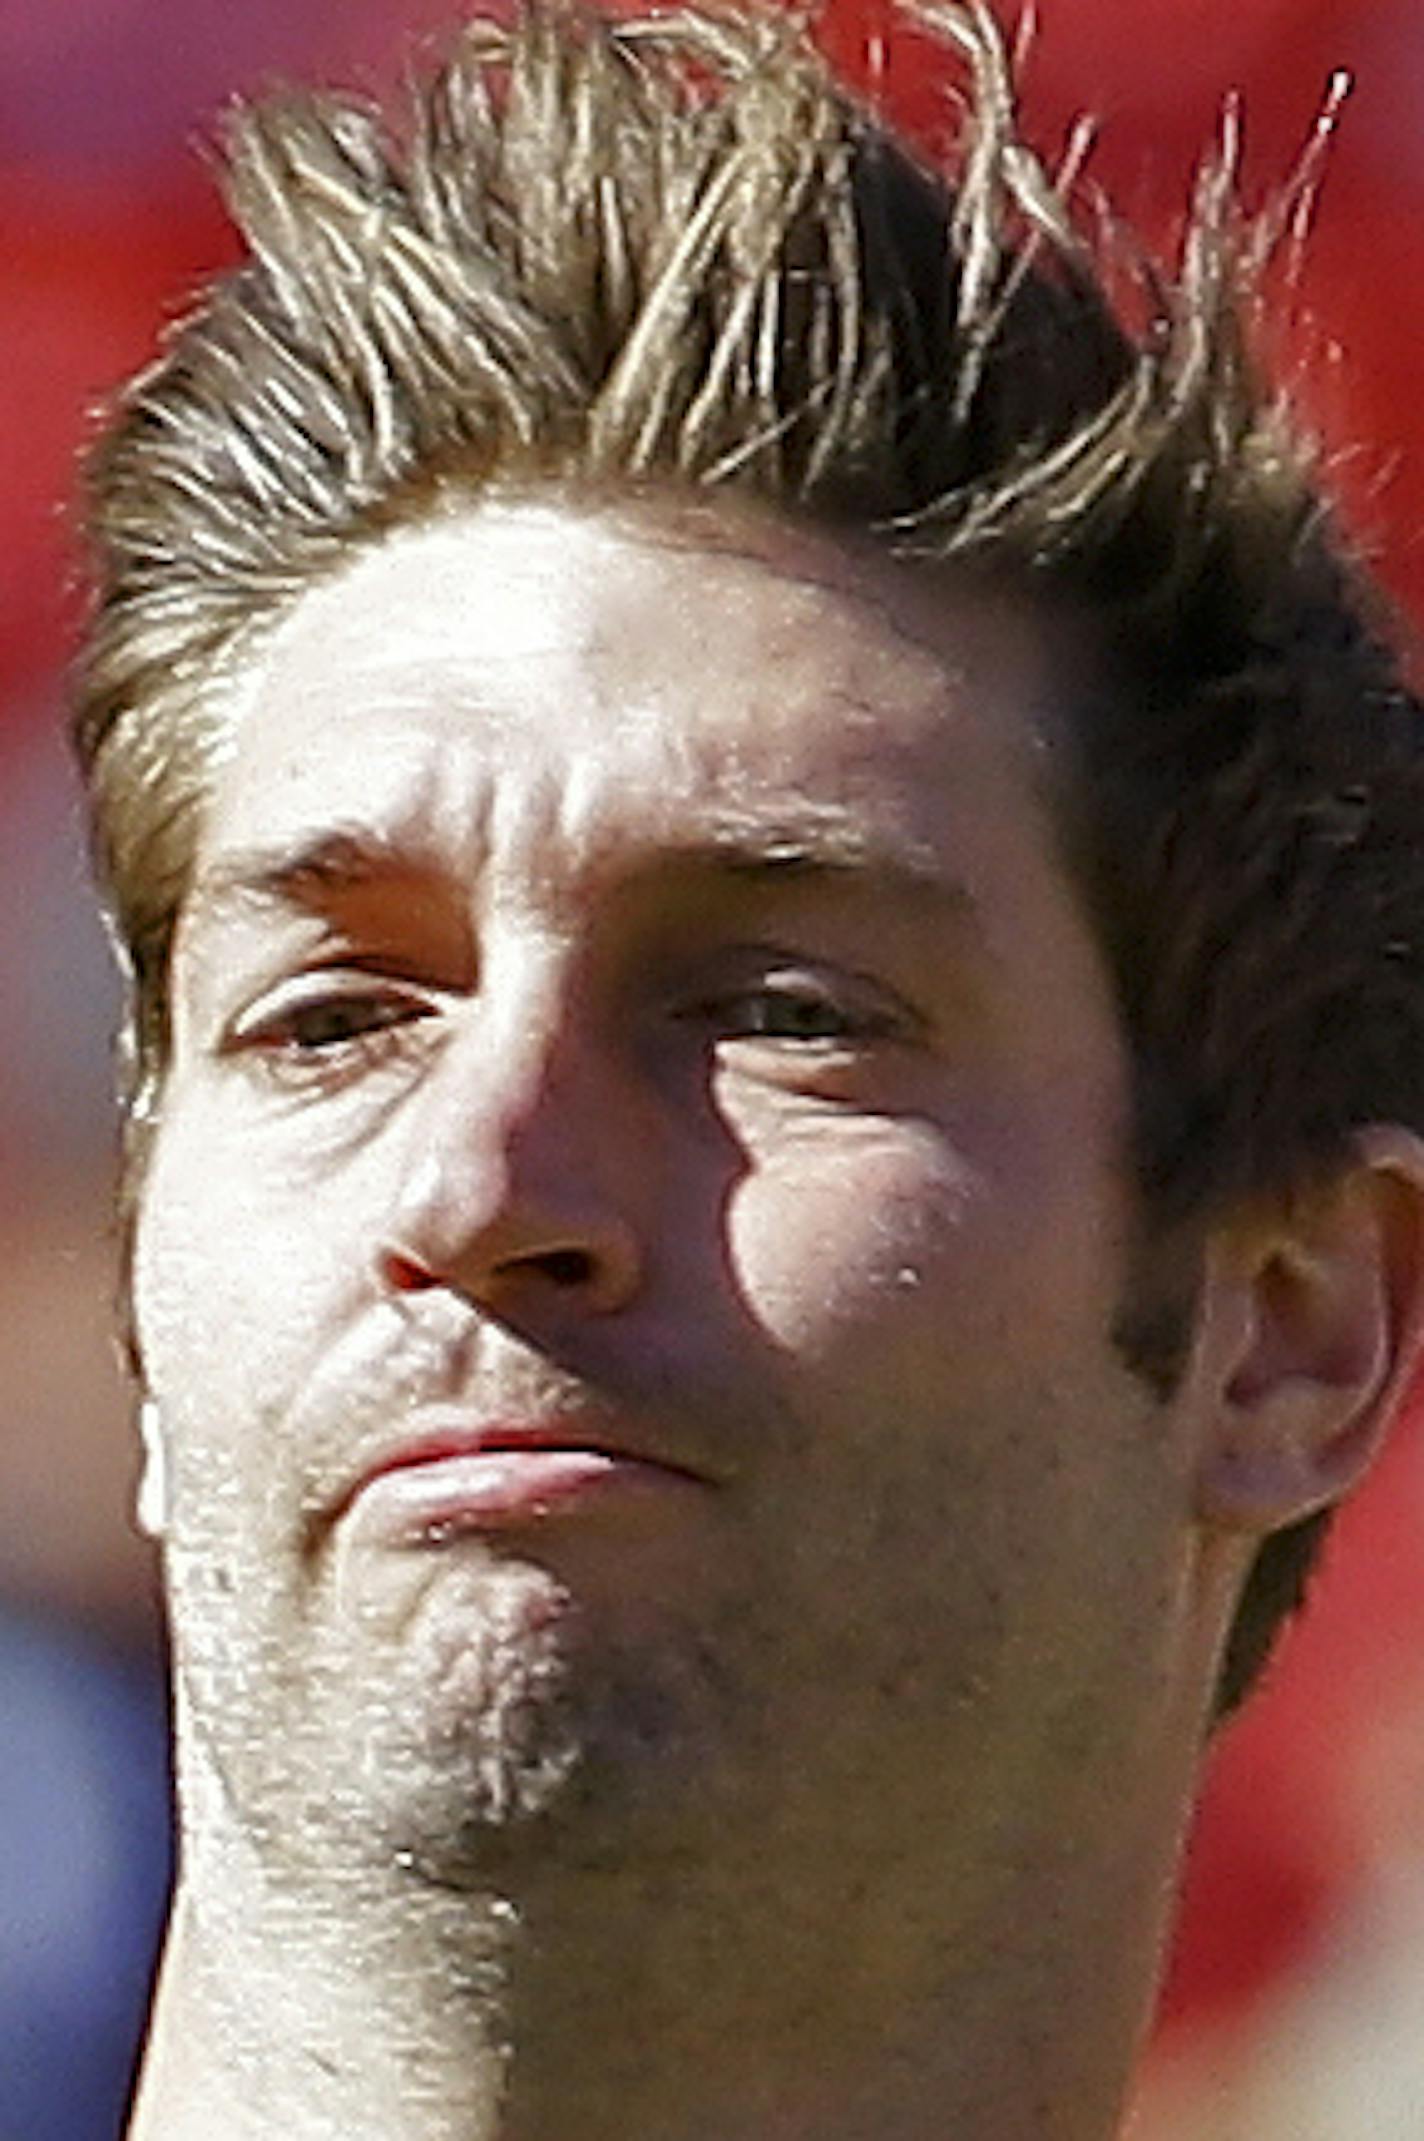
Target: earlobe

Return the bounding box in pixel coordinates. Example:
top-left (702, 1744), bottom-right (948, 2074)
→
top-left (1194, 1127), bottom-right (1424, 1536)
top-left (136, 1396), bottom-right (170, 1540)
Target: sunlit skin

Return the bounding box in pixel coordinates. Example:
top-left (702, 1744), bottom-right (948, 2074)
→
top-left (127, 496), bottom-right (1424, 2141)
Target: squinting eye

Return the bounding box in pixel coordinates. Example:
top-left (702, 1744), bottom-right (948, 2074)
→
top-left (273, 995), bottom-right (416, 1053)
top-left (725, 987), bottom-right (860, 1042)
top-left (691, 976), bottom-right (896, 1048)
top-left (224, 986), bottom-right (436, 1089)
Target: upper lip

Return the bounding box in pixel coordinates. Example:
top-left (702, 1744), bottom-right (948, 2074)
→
top-left (324, 1413), bottom-right (712, 1531)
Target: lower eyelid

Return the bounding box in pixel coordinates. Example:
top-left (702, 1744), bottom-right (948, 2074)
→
top-left (234, 1019), bottom-right (431, 1102)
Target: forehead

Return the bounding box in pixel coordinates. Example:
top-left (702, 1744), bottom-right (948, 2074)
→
top-left (204, 494), bottom-right (1062, 891)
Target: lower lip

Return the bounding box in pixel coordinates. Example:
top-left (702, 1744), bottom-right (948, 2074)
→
top-left (345, 1450), bottom-right (686, 1544)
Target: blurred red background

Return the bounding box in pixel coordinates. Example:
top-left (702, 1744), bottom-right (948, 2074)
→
top-left (5, 4), bottom-right (1424, 2134)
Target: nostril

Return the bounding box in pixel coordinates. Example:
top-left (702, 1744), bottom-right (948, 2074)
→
top-left (531, 1247), bottom-right (596, 1288)
top-left (382, 1247), bottom-right (438, 1292)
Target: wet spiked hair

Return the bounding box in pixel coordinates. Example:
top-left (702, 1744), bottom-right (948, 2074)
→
top-left (73, 1), bottom-right (1424, 1713)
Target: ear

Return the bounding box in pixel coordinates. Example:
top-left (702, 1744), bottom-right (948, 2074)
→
top-left (1193, 1127), bottom-right (1424, 1534)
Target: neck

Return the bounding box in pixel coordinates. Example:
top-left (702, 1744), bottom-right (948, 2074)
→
top-left (132, 1525), bottom-right (1247, 2141)
top-left (129, 1760), bottom-right (1193, 2141)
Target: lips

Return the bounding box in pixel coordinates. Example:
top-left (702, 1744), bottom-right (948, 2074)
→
top-left (332, 1419), bottom-right (707, 1545)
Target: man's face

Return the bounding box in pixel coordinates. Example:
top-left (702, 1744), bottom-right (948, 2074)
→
top-left (136, 496), bottom-right (1204, 1899)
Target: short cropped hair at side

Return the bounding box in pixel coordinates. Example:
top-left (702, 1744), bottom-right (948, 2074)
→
top-left (71, 0), bottom-right (1424, 1716)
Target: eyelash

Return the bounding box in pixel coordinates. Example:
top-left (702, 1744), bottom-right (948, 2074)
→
top-left (225, 966), bottom-right (907, 1095)
top-left (228, 988), bottom-right (435, 1090)
top-left (687, 977), bottom-right (899, 1048)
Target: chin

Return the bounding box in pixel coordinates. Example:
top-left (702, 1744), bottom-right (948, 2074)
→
top-left (327, 1580), bottom-right (739, 1887)
top-left (182, 1548), bottom-right (750, 1889)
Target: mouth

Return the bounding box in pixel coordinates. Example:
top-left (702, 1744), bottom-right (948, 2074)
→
top-left (334, 1422), bottom-right (709, 1547)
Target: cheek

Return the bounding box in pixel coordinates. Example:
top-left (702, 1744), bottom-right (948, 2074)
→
top-left (717, 1094), bottom-right (1134, 1414)
top-left (131, 1108), bottom-right (352, 1472)
top-left (721, 1116), bottom-right (993, 1357)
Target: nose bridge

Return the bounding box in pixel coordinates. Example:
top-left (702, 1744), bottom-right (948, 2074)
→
top-left (386, 934), bottom-right (643, 1307)
top-left (463, 959), bottom-right (600, 1188)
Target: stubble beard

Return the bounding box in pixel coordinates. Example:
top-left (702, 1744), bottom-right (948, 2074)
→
top-left (171, 1536), bottom-right (745, 1900)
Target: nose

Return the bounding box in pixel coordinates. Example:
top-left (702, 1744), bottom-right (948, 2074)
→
top-left (376, 1010), bottom-right (646, 1319)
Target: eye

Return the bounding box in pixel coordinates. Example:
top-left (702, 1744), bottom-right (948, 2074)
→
top-left (685, 966), bottom-right (905, 1051)
top-left (271, 994), bottom-right (417, 1053)
top-left (718, 983), bottom-right (866, 1043)
top-left (224, 982), bottom-right (438, 1090)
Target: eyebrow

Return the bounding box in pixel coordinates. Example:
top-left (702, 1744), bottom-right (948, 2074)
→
top-left (186, 816), bottom-right (976, 932)
top-left (188, 827), bottom-right (427, 927)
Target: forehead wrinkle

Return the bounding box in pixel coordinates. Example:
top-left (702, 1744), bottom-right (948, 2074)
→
top-left (186, 791), bottom-right (971, 949)
top-left (193, 499), bottom-right (1023, 944)
top-left (185, 742), bottom-right (494, 936)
